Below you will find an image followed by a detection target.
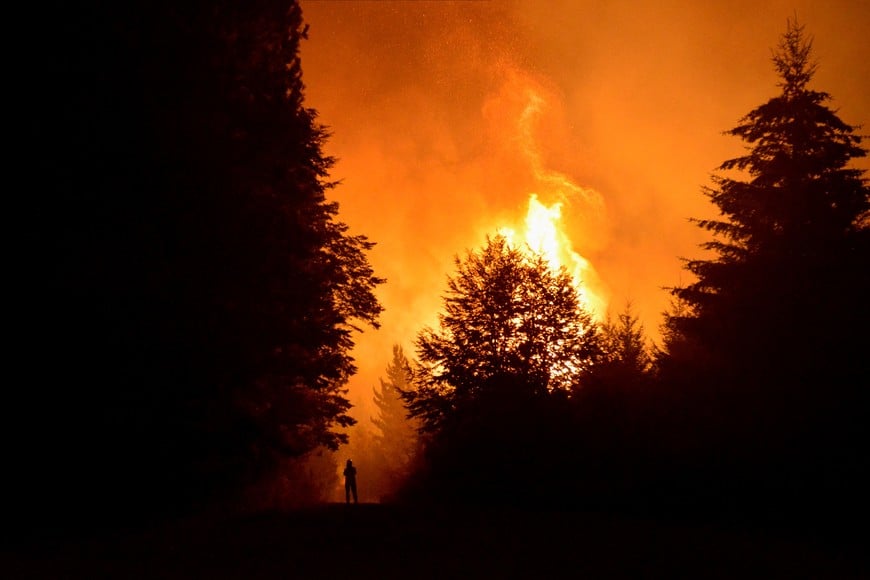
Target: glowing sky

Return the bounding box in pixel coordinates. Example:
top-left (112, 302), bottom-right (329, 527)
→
top-left (298, 0), bottom-right (870, 419)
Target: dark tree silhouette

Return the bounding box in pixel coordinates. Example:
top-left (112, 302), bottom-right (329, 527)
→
top-left (578, 301), bottom-right (652, 434)
top-left (203, 1), bottom-right (385, 464)
top-left (667, 19), bottom-right (868, 377)
top-left (598, 302), bottom-right (653, 378)
top-left (398, 235), bottom-right (601, 505)
top-left (13, 0), bottom-right (383, 526)
top-left (371, 345), bottom-right (420, 493)
top-left (404, 234), bottom-right (601, 434)
top-left (660, 18), bottom-right (869, 514)
top-left (568, 303), bottom-right (655, 503)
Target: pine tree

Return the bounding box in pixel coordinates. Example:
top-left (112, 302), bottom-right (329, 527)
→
top-left (15, 0), bottom-right (384, 522)
top-left (662, 18), bottom-right (869, 508)
top-left (371, 344), bottom-right (419, 495)
top-left (600, 302), bottom-right (653, 377)
top-left (668, 18), bottom-right (869, 392)
top-left (210, 1), bottom-right (386, 461)
top-left (575, 302), bottom-right (653, 463)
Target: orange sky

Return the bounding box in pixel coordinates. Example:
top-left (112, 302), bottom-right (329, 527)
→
top-left (298, 0), bottom-right (870, 421)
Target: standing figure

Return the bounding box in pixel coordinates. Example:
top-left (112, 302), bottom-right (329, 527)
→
top-left (343, 459), bottom-right (358, 504)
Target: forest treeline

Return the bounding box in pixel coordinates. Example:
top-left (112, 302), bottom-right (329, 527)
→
top-left (11, 1), bottom-right (867, 533)
top-left (13, 0), bottom-right (384, 528)
top-left (389, 19), bottom-right (868, 521)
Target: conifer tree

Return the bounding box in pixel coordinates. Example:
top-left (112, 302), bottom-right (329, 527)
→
top-left (667, 18), bottom-right (869, 394)
top-left (662, 19), bottom-right (868, 505)
top-left (599, 303), bottom-right (653, 377)
top-left (207, 0), bottom-right (385, 461)
top-left (371, 345), bottom-right (419, 490)
top-left (18, 0), bottom-right (384, 520)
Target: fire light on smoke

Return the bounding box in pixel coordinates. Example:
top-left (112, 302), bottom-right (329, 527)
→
top-left (500, 194), bottom-right (607, 319)
top-left (294, 0), bottom-right (870, 502)
top-left (495, 71), bottom-right (608, 320)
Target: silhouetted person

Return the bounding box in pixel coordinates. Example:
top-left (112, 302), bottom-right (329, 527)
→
top-left (343, 459), bottom-right (358, 504)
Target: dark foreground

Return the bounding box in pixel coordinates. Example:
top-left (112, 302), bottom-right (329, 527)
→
top-left (4, 503), bottom-right (865, 579)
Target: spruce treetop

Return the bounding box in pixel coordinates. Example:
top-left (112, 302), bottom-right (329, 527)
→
top-left (665, 17), bottom-right (869, 387)
top-left (691, 17), bottom-right (867, 268)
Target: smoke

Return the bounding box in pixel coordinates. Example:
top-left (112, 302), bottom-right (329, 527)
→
top-left (299, 0), bottom-right (870, 426)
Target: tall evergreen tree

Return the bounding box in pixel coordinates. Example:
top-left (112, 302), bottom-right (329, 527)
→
top-left (372, 345), bottom-right (418, 465)
top-left (157, 0), bottom-right (386, 489)
top-left (15, 0), bottom-right (383, 523)
top-left (599, 302), bottom-right (653, 377)
top-left (662, 18), bottom-right (869, 510)
top-left (201, 0), bottom-right (385, 463)
top-left (667, 18), bottom-right (868, 391)
top-left (370, 344), bottom-right (419, 495)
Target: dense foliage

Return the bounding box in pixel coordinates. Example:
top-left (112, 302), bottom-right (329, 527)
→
top-left (370, 345), bottom-right (420, 497)
top-left (14, 4), bottom-right (866, 529)
top-left (659, 19), bottom-right (869, 512)
top-left (15, 0), bottom-right (382, 525)
top-left (403, 235), bottom-right (600, 431)
top-left (397, 235), bottom-right (602, 503)
top-left (395, 21), bottom-right (867, 517)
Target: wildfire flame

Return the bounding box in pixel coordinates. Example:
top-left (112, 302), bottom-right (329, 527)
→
top-left (500, 194), bottom-right (606, 319)
top-left (496, 70), bottom-right (608, 320)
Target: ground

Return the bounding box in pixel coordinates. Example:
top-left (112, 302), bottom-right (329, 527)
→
top-left (4, 503), bottom-right (865, 579)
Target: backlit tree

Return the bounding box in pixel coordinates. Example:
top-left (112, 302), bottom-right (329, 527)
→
top-left (661, 18), bottom-right (869, 508)
top-left (371, 344), bottom-right (420, 494)
top-left (404, 234), bottom-right (601, 433)
top-left (666, 18), bottom-right (868, 390)
top-left (599, 302), bottom-right (653, 378)
top-left (18, 0), bottom-right (384, 522)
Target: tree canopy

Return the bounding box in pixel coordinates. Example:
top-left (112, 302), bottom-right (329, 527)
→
top-left (404, 234), bottom-right (601, 434)
top-left (370, 344), bottom-right (420, 495)
top-left (659, 19), bottom-right (869, 512)
top-left (206, 1), bottom-right (385, 461)
top-left (599, 303), bottom-right (653, 378)
top-left (15, 0), bottom-right (383, 525)
top-left (666, 18), bottom-right (869, 391)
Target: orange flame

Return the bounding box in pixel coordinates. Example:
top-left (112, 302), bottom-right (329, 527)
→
top-left (500, 194), bottom-right (607, 319)
top-left (495, 71), bottom-right (608, 319)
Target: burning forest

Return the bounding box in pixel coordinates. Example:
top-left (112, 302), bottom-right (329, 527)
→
top-left (11, 1), bottom-right (869, 576)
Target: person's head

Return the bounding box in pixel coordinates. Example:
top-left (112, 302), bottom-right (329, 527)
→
top-left (346, 459), bottom-right (353, 466)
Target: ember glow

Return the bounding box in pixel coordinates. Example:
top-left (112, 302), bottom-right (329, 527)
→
top-left (299, 1), bottom-right (870, 423)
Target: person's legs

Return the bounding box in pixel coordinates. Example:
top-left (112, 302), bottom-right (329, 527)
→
top-left (351, 482), bottom-right (358, 504)
top-left (345, 482), bottom-right (351, 504)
